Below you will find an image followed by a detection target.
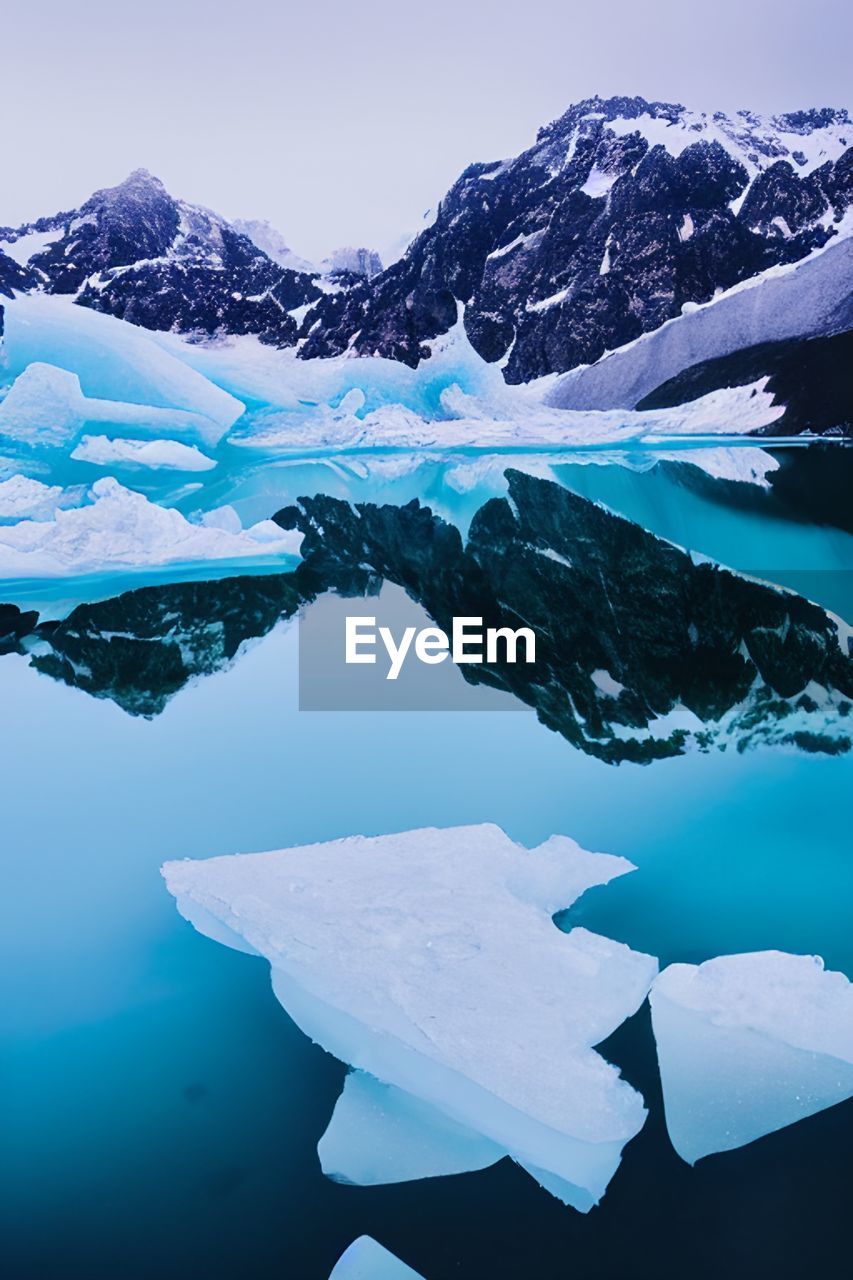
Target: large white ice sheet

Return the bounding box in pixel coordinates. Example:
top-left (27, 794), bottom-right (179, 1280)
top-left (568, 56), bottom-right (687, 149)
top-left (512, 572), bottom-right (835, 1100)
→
top-left (163, 824), bottom-right (659, 1211)
top-left (651, 951), bottom-right (853, 1164)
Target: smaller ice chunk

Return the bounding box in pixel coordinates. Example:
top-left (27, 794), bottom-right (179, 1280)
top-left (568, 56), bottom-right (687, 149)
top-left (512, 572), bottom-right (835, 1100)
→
top-left (651, 952), bottom-right (853, 1165)
top-left (329, 1236), bottom-right (424, 1280)
top-left (0, 364), bottom-right (86, 448)
top-left (0, 477), bottom-right (303, 578)
top-left (70, 435), bottom-right (217, 472)
top-left (319, 1070), bottom-right (504, 1185)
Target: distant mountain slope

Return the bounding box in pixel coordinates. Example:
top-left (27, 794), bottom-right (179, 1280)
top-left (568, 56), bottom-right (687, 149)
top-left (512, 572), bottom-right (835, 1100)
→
top-left (0, 170), bottom-right (322, 345)
top-left (296, 96), bottom-right (852, 381)
top-left (547, 232), bottom-right (853, 418)
top-left (636, 329), bottom-right (853, 437)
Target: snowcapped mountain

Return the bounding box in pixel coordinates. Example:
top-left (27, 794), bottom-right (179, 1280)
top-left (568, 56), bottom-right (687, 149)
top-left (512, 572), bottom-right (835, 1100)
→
top-left (0, 170), bottom-right (322, 345)
top-left (297, 96), bottom-right (852, 383)
top-left (1, 96), bottom-right (850, 417)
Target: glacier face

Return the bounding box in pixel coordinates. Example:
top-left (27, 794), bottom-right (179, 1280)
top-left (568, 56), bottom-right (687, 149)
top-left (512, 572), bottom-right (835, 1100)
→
top-left (651, 952), bottom-right (853, 1165)
top-left (329, 1236), bottom-right (424, 1280)
top-left (1, 294), bottom-right (244, 442)
top-left (163, 824), bottom-right (659, 1211)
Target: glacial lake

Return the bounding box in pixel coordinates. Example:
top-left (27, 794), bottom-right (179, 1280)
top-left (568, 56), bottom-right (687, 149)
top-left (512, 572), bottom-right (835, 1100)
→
top-left (2, 447), bottom-right (852, 1279)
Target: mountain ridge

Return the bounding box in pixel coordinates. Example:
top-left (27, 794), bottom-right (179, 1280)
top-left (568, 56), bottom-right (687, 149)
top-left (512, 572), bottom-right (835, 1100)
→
top-left (1, 96), bottom-right (851, 395)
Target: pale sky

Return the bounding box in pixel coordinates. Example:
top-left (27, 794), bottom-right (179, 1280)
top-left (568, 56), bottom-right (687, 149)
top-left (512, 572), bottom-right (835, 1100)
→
top-left (4, 0), bottom-right (851, 263)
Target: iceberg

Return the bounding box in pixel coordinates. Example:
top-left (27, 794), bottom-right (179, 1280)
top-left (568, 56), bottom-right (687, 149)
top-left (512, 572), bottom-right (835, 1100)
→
top-left (329, 1236), bottom-right (424, 1280)
top-left (163, 824), bottom-right (659, 1211)
top-left (650, 952), bottom-right (853, 1165)
top-left (1, 294), bottom-right (244, 444)
top-left (0, 477), bottom-right (302, 578)
top-left (70, 435), bottom-right (216, 471)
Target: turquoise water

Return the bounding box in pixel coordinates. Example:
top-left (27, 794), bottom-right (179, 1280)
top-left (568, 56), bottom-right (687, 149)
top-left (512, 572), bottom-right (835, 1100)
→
top-left (2, 611), bottom-right (852, 1277)
top-left (2, 442), bottom-right (852, 1278)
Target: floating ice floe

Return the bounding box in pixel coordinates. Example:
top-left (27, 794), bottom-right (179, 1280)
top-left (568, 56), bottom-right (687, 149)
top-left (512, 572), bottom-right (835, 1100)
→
top-left (163, 823), bottom-right (659, 1212)
top-left (0, 477), bottom-right (302, 578)
top-left (329, 1236), bottom-right (425, 1280)
top-left (651, 951), bottom-right (853, 1165)
top-left (0, 474), bottom-right (76, 520)
top-left (319, 1071), bottom-right (505, 1185)
top-left (1, 294), bottom-right (244, 445)
top-left (70, 434), bottom-right (216, 471)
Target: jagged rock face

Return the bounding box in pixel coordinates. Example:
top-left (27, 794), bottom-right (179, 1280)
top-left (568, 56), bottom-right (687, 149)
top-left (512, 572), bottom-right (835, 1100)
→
top-left (0, 603), bottom-right (38, 655)
top-left (278, 470), bottom-right (853, 763)
top-left (0, 250), bottom-right (36, 300)
top-left (1, 170), bottom-right (322, 345)
top-left (297, 96), bottom-right (853, 381)
top-left (0, 250), bottom-right (36, 336)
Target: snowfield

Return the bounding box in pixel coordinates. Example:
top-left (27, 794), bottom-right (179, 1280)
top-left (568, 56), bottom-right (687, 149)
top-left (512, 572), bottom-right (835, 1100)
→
top-left (163, 823), bottom-right (659, 1212)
